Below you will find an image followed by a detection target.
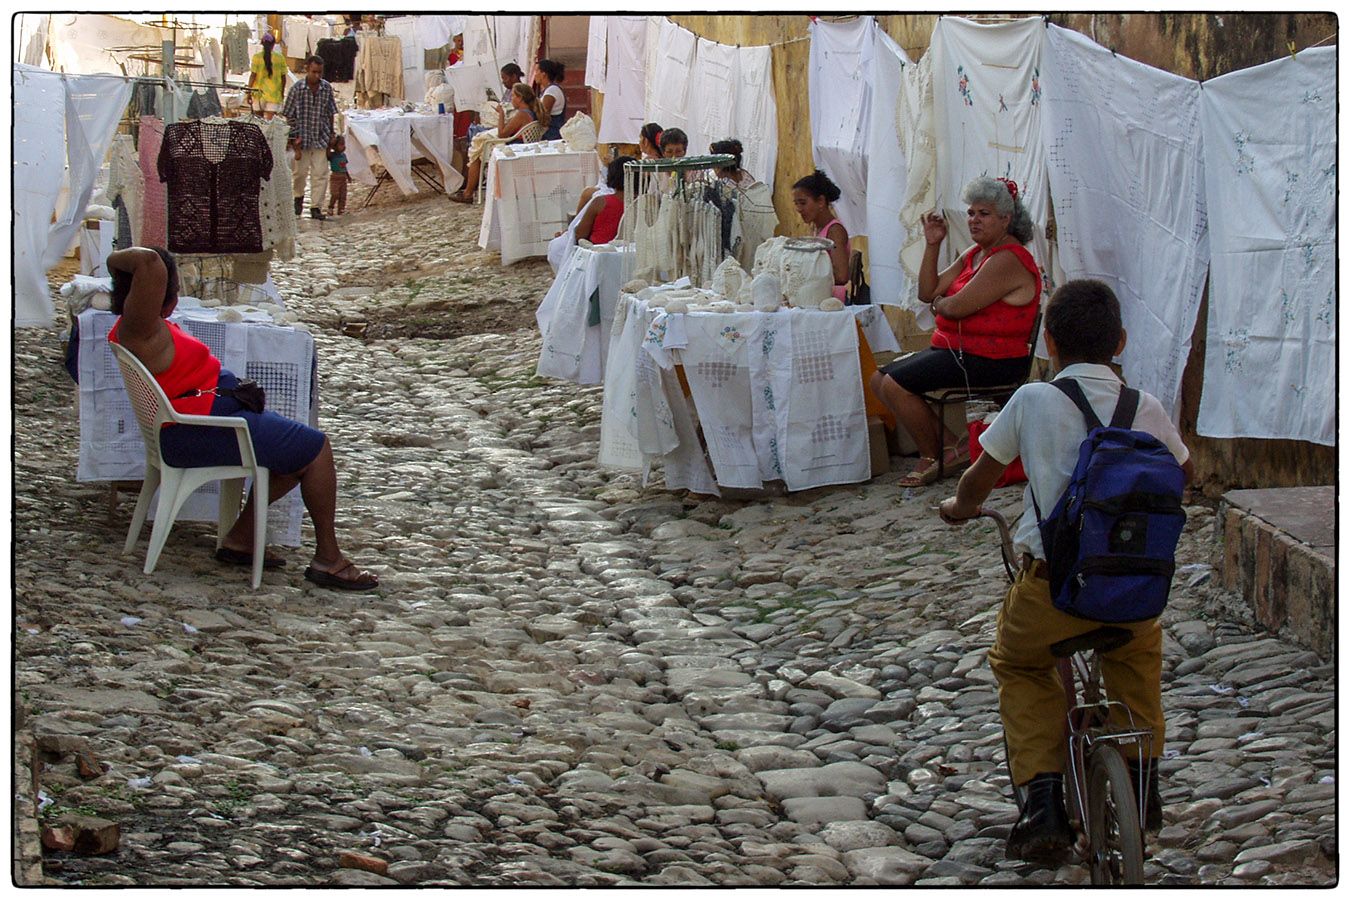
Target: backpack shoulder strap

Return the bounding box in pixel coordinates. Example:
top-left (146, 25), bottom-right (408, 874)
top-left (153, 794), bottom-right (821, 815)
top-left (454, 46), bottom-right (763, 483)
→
top-left (1109, 387), bottom-right (1140, 429)
top-left (1050, 378), bottom-right (1104, 431)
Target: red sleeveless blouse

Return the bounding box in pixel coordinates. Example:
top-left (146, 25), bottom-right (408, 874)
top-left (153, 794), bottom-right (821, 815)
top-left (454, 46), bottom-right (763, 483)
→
top-left (932, 243), bottom-right (1041, 360)
top-left (590, 193), bottom-right (624, 245)
top-left (109, 319), bottom-right (221, 416)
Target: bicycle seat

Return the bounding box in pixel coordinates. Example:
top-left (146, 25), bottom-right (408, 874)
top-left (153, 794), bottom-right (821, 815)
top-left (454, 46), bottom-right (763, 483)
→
top-left (1050, 626), bottom-right (1133, 658)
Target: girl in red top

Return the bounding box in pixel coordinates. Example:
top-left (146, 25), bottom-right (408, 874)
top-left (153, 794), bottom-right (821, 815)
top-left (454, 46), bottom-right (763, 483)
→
top-left (106, 247), bottom-right (378, 589)
top-left (873, 176), bottom-right (1042, 486)
top-left (574, 155), bottom-right (634, 246)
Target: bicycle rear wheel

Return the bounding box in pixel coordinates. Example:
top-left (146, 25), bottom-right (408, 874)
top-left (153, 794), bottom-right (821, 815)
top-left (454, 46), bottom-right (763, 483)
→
top-left (1086, 745), bottom-right (1145, 885)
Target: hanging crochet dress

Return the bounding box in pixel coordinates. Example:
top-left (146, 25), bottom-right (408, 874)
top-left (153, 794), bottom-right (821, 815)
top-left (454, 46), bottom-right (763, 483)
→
top-left (158, 119), bottom-right (272, 254)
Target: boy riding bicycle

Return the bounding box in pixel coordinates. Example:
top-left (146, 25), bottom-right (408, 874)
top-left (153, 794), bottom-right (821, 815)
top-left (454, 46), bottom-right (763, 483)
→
top-left (939, 280), bottom-right (1194, 864)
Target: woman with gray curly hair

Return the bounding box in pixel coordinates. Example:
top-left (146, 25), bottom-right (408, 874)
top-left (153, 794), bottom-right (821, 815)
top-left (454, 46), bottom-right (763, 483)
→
top-left (872, 175), bottom-right (1042, 486)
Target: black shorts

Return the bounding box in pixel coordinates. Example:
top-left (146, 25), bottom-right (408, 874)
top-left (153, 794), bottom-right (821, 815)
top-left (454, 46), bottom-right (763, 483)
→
top-left (881, 347), bottom-right (1031, 395)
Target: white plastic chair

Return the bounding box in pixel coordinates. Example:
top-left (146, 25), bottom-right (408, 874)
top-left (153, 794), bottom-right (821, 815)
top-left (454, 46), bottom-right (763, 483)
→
top-left (110, 343), bottom-right (270, 589)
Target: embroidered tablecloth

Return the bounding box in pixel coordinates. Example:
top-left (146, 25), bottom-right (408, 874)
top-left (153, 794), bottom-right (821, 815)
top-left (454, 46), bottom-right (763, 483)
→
top-left (345, 108), bottom-right (465, 197)
top-left (536, 244), bottom-right (636, 385)
top-left (77, 307), bottom-right (317, 546)
top-left (599, 293), bottom-right (896, 494)
top-left (479, 142), bottom-right (604, 266)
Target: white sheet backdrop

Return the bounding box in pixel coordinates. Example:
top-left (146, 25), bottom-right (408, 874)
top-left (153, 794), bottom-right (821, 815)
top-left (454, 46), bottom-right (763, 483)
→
top-left (864, 31), bottom-right (911, 306)
top-left (1040, 25), bottom-right (1210, 418)
top-left (807, 16), bottom-right (876, 235)
top-left (1196, 47), bottom-right (1336, 446)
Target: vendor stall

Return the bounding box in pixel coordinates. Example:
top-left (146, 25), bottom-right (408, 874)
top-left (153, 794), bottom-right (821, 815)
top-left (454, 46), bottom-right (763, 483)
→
top-left (536, 243), bottom-right (636, 385)
top-left (478, 142), bottom-right (604, 266)
top-left (598, 287), bottom-right (898, 495)
top-left (77, 304), bottom-right (317, 546)
top-left (344, 107), bottom-right (465, 199)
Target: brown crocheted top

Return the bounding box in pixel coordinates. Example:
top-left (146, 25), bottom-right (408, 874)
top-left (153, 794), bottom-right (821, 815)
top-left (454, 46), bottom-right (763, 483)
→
top-left (158, 120), bottom-right (272, 254)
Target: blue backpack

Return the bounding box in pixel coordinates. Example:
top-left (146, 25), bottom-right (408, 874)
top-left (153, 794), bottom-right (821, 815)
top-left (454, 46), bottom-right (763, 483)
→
top-left (1032, 379), bottom-right (1187, 623)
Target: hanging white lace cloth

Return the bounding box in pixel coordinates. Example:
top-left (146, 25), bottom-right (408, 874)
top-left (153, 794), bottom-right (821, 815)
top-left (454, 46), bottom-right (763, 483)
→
top-left (585, 15), bottom-right (609, 90)
top-left (865, 30), bottom-right (912, 307)
top-left (1195, 46), bottom-right (1335, 445)
top-left (596, 16), bottom-right (648, 144)
top-left (235, 114), bottom-right (296, 262)
top-left (536, 244), bottom-right (635, 384)
top-left (1040, 24), bottom-right (1209, 418)
top-left (644, 19), bottom-right (697, 137)
top-left (680, 311), bottom-right (764, 488)
top-left (14, 65), bottom-right (131, 327)
top-left (808, 16), bottom-right (876, 235)
top-left (930, 16), bottom-right (1050, 281)
top-left (731, 43), bottom-right (778, 189)
top-left (896, 51), bottom-right (937, 326)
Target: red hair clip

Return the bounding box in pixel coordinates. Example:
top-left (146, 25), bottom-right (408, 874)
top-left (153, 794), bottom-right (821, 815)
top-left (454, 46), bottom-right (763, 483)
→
top-left (997, 177), bottom-right (1019, 201)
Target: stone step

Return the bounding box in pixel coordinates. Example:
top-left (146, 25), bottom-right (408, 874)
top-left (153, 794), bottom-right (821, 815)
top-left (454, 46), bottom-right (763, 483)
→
top-left (1216, 486), bottom-right (1334, 657)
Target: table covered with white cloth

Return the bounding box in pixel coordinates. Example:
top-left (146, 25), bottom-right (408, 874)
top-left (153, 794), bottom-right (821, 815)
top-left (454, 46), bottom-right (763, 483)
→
top-left (479, 142), bottom-right (604, 266)
top-left (598, 291), bottom-right (899, 495)
top-left (344, 108), bottom-right (465, 197)
top-left (536, 243), bottom-right (635, 385)
top-left (77, 306), bottom-right (318, 546)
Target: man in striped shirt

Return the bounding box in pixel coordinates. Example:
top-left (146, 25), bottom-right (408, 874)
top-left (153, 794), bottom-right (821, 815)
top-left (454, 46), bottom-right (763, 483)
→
top-left (283, 56), bottom-right (338, 220)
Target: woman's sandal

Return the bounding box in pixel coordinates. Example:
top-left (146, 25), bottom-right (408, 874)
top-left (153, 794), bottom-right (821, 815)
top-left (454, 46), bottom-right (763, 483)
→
top-left (303, 558), bottom-right (380, 591)
top-left (215, 546), bottom-right (285, 569)
top-left (899, 457), bottom-right (942, 488)
top-left (448, 192), bottom-right (472, 204)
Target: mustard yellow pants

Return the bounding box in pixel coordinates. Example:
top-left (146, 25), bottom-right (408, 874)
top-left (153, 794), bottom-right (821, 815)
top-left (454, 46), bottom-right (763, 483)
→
top-left (988, 568), bottom-right (1165, 786)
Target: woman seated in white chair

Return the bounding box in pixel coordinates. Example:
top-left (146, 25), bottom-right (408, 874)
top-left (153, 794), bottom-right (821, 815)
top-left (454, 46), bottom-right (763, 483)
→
top-left (450, 83), bottom-right (547, 203)
top-left (106, 247), bottom-right (378, 590)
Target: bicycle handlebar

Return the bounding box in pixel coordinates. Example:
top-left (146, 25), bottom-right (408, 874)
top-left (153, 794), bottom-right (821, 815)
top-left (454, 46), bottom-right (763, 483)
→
top-left (973, 507), bottom-right (1019, 584)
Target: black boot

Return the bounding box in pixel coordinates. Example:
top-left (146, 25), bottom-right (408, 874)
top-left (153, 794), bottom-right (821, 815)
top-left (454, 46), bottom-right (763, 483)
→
top-left (294, 196), bottom-right (304, 216)
top-left (310, 207), bottom-right (326, 221)
top-left (1006, 773), bottom-right (1073, 864)
top-left (1126, 758), bottom-right (1163, 832)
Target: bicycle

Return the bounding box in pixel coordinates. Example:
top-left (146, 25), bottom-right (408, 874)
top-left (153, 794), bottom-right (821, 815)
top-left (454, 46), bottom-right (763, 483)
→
top-left (976, 507), bottom-right (1151, 886)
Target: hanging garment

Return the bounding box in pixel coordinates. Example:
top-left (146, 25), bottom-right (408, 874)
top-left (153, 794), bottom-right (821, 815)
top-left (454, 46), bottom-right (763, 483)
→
top-left (731, 43), bottom-right (778, 190)
top-left (864, 31), bottom-right (911, 307)
top-left (201, 37), bottom-right (223, 83)
top-left (383, 16), bottom-right (426, 103)
top-left (1195, 46), bottom-right (1335, 446)
top-left (416, 15), bottom-right (463, 51)
top-left (682, 312), bottom-right (765, 489)
top-left (689, 37), bottom-right (739, 158)
top-left (930, 16), bottom-right (1050, 280)
top-left (48, 14), bottom-right (164, 76)
top-left (106, 134), bottom-right (145, 247)
top-left (223, 22), bottom-right (252, 74)
top-left (138, 117), bottom-right (168, 249)
top-left (185, 86), bottom-right (223, 119)
top-left (13, 65), bottom-right (69, 327)
top-left (585, 15), bottom-right (608, 89)
top-left (21, 14), bottom-right (47, 66)
top-left (596, 16), bottom-right (648, 144)
top-left (158, 119), bottom-right (272, 254)
top-left (896, 51), bottom-right (937, 326)
top-left (808, 17), bottom-right (875, 235)
top-left (355, 35), bottom-right (405, 102)
top-left (644, 18), bottom-right (697, 137)
top-left (1040, 24), bottom-right (1209, 419)
top-left (237, 115), bottom-right (297, 261)
top-left (734, 181), bottom-right (778, 270)
top-left (316, 37), bottom-right (358, 82)
top-left (537, 244), bottom-right (635, 384)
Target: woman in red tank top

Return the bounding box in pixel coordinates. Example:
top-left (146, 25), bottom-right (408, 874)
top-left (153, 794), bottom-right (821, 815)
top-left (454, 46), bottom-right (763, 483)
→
top-left (871, 176), bottom-right (1042, 486)
top-left (575, 154), bottom-right (634, 246)
top-left (106, 247), bottom-right (378, 589)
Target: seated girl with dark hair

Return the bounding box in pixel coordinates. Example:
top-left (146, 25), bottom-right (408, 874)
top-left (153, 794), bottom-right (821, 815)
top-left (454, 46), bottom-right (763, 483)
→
top-left (574, 156), bottom-right (635, 246)
top-left (105, 247), bottom-right (379, 589)
top-left (537, 58), bottom-right (567, 139)
top-left (792, 169), bottom-right (850, 302)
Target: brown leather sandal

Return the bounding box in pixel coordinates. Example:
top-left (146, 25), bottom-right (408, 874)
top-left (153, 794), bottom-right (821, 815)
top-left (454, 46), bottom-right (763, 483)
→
top-left (303, 558), bottom-right (379, 591)
top-left (899, 457), bottom-right (941, 488)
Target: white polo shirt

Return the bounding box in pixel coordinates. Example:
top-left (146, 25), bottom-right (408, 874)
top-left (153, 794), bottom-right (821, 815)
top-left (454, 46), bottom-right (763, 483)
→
top-left (978, 363), bottom-right (1190, 559)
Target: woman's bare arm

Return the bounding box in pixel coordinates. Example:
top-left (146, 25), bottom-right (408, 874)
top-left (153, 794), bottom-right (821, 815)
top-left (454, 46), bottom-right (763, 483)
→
top-left (106, 248), bottom-right (174, 371)
top-left (825, 223), bottom-right (849, 285)
top-left (931, 252), bottom-right (1036, 319)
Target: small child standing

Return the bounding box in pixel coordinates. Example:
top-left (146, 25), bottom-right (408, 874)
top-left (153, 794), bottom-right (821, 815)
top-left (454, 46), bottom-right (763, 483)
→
top-left (327, 135), bottom-right (349, 215)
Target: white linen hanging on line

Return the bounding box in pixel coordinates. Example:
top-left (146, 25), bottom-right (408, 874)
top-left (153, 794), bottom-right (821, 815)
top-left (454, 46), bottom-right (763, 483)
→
top-left (48, 14), bottom-right (164, 75)
top-left (808, 16), bottom-right (875, 235)
top-left (382, 16), bottom-right (426, 104)
top-left (645, 18), bottom-right (697, 138)
top-left (596, 16), bottom-right (648, 145)
top-left (731, 44), bottom-right (778, 190)
top-left (896, 51), bottom-right (937, 324)
top-left (585, 15), bottom-right (608, 90)
top-left (1040, 24), bottom-right (1209, 419)
top-left (1196, 46), bottom-right (1335, 446)
top-left (14, 65), bottom-right (69, 327)
top-left (14, 66), bottom-right (132, 328)
top-left (864, 30), bottom-right (911, 306)
top-left (930, 16), bottom-right (1051, 281)
top-left (416, 15), bottom-right (464, 51)
top-left (688, 37), bottom-right (739, 158)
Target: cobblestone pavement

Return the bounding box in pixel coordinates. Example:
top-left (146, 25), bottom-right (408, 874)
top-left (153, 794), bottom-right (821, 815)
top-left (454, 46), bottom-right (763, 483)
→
top-left (14, 193), bottom-right (1335, 887)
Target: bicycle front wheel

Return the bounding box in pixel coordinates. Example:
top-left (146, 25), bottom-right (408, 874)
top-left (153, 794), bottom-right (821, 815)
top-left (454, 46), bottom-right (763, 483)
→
top-left (1086, 745), bottom-right (1145, 885)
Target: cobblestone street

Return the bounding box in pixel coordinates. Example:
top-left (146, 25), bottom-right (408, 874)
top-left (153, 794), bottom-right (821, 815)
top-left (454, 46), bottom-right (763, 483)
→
top-left (14, 193), bottom-right (1336, 887)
